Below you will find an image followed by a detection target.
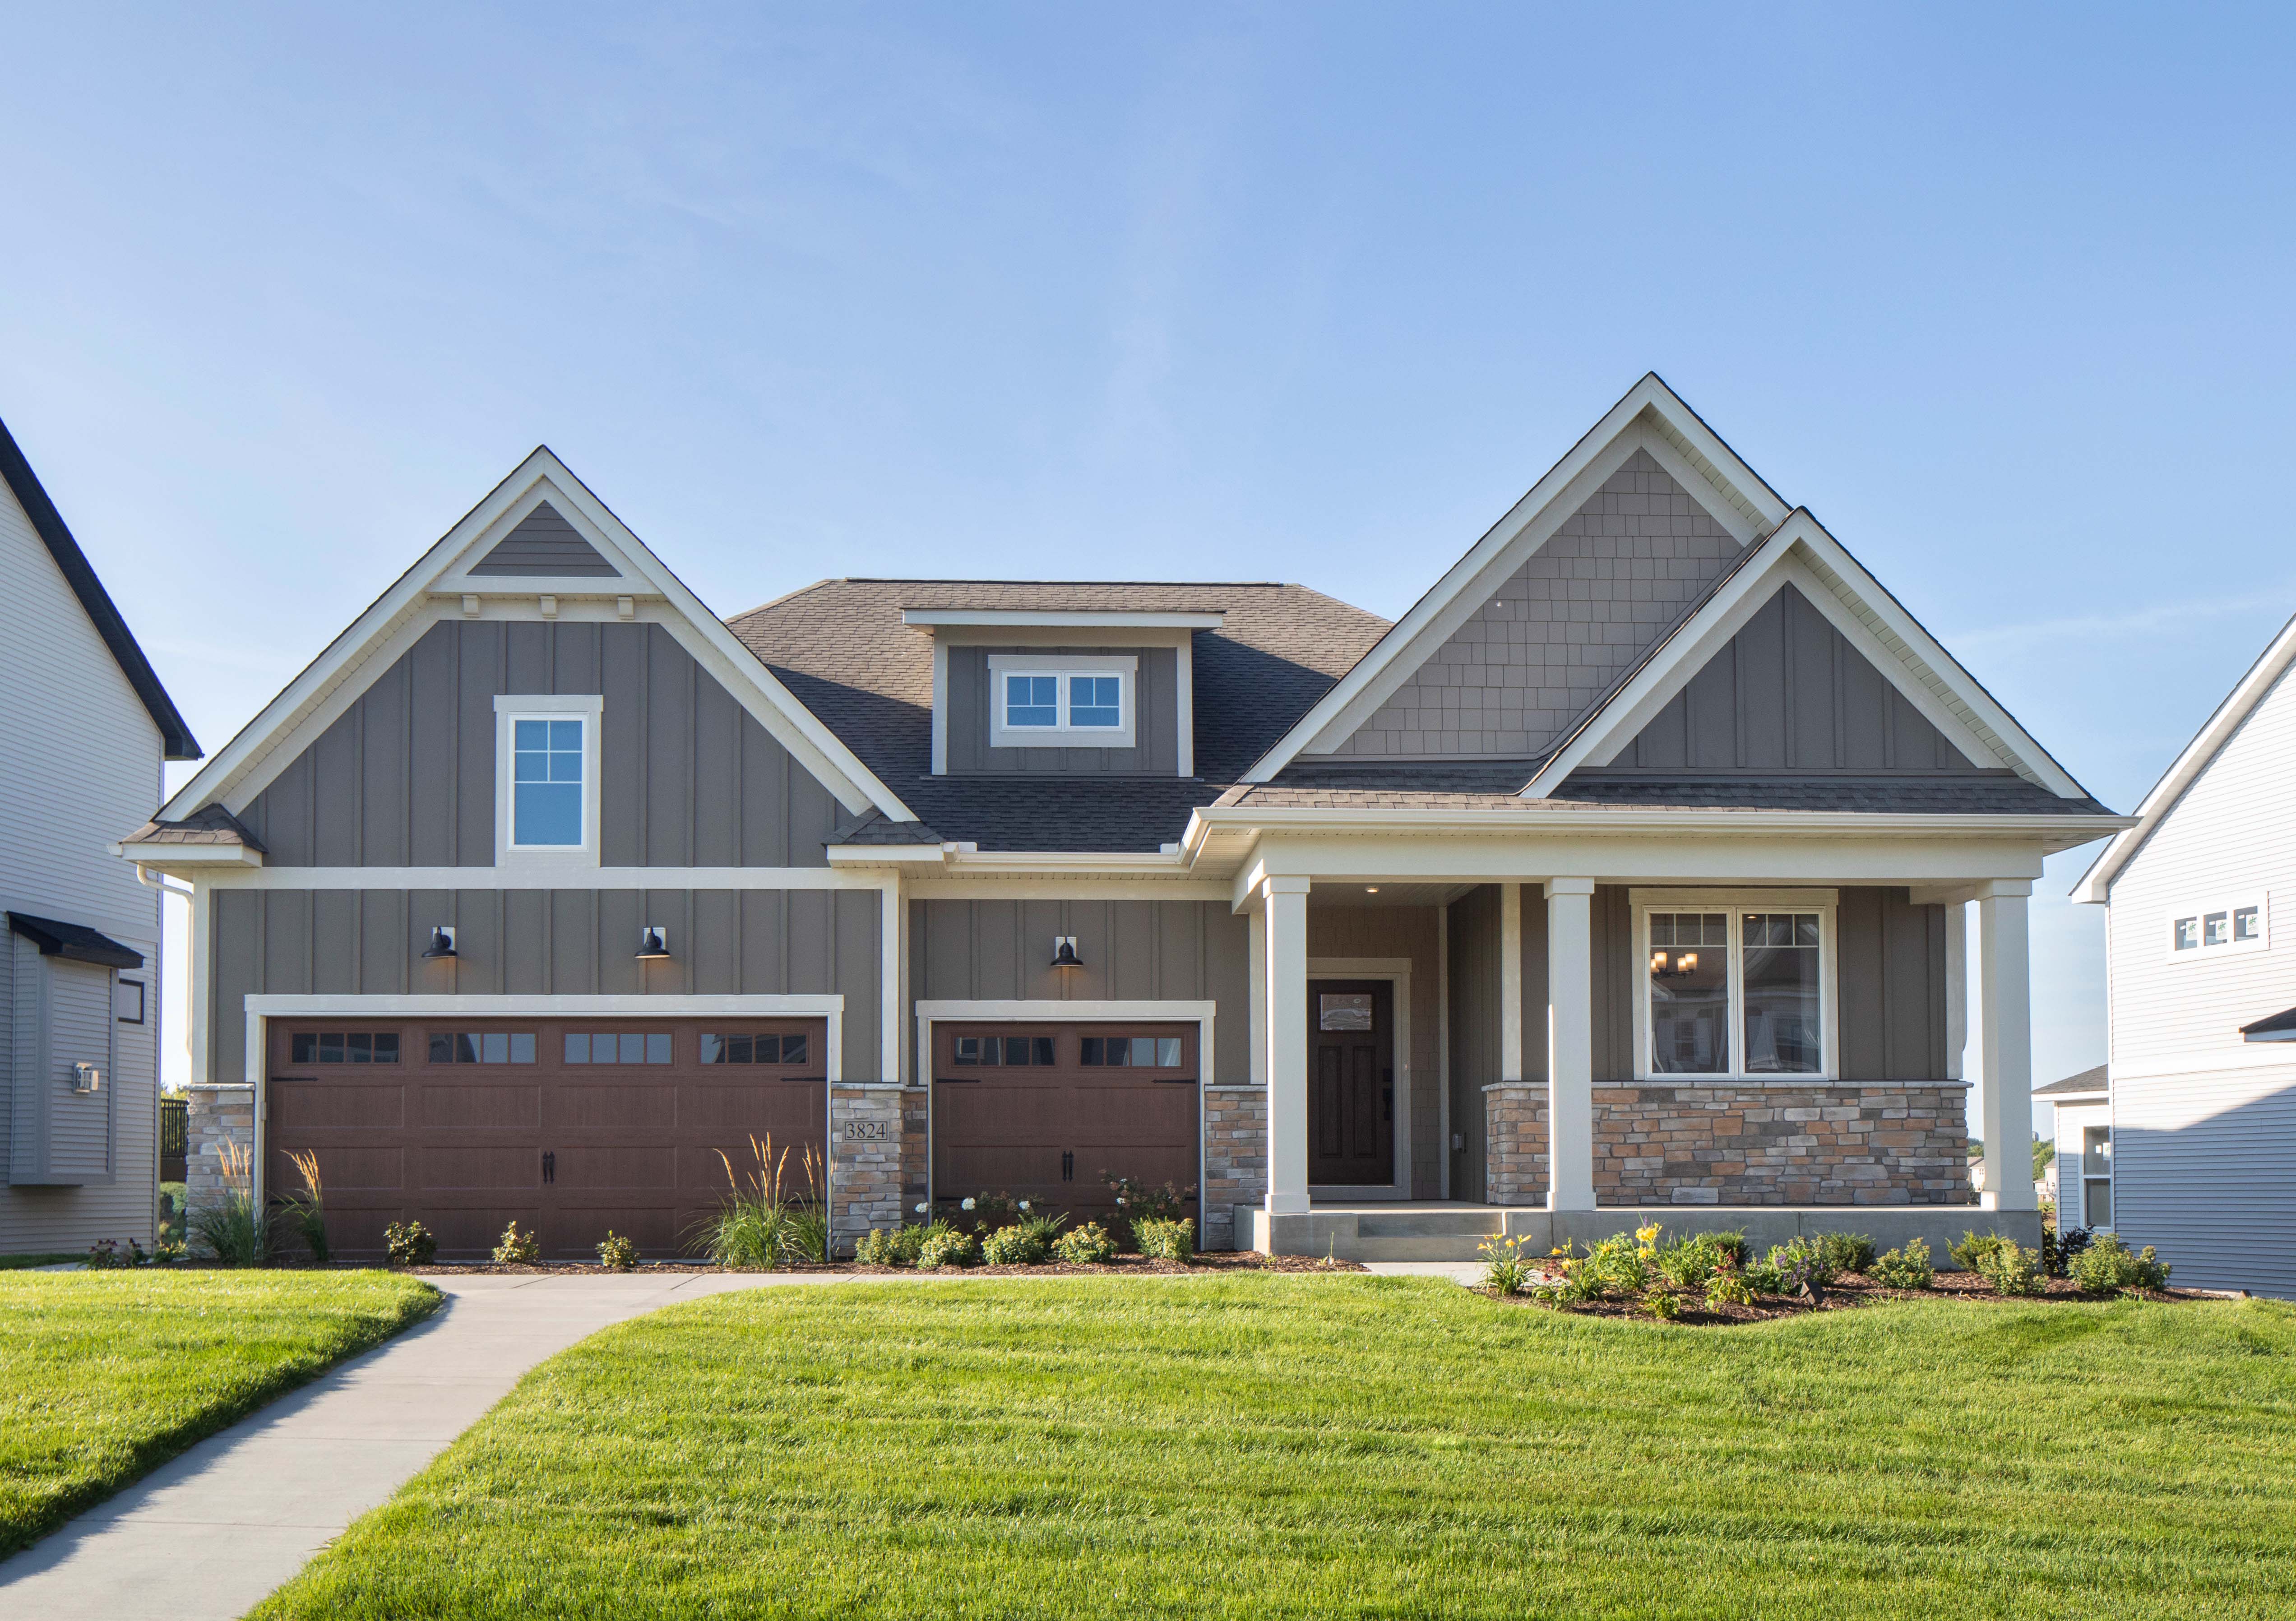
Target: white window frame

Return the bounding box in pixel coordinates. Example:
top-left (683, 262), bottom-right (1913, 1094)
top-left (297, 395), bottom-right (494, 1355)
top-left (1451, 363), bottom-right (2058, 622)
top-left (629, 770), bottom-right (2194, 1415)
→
top-left (2165, 893), bottom-right (2268, 962)
top-left (986, 653), bottom-right (1138, 750)
top-left (1629, 889), bottom-right (1839, 1082)
top-left (494, 695), bottom-right (604, 867)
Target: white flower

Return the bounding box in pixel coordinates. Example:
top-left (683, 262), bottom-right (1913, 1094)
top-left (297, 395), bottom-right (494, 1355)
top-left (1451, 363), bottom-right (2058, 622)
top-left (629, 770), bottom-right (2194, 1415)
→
top-left (913, 1203), bottom-right (928, 1215)
top-left (961, 1197), bottom-right (976, 1211)
top-left (1019, 1201), bottom-right (1031, 1211)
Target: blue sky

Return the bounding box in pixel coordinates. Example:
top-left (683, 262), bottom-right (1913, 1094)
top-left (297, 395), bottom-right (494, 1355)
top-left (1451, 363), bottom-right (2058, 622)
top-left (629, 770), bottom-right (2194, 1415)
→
top-left (5, 5), bottom-right (2292, 1092)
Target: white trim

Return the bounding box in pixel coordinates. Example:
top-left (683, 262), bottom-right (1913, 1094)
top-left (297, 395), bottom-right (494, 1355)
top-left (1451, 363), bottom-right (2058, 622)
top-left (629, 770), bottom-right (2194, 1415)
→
top-left (1629, 891), bottom-right (1840, 1082)
top-left (1436, 900), bottom-right (1451, 1200)
top-left (930, 639), bottom-right (949, 776)
top-left (908, 878), bottom-right (1232, 901)
top-left (495, 696), bottom-right (603, 867)
top-left (1306, 956), bottom-right (1413, 1199)
top-left (2077, 607), bottom-right (2296, 903)
top-left (880, 879), bottom-right (904, 1088)
top-left (116, 843), bottom-right (264, 868)
top-left (1176, 632), bottom-right (1195, 778)
top-left (902, 609), bottom-right (1225, 630)
top-left (1243, 375), bottom-right (1790, 780)
top-left (172, 866), bottom-right (885, 891)
top-left (1499, 884), bottom-right (1523, 1083)
top-left (986, 653), bottom-right (1139, 750)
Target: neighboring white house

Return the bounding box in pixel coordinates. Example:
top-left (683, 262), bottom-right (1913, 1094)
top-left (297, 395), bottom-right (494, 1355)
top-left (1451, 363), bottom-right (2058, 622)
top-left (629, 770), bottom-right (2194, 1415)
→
top-left (2035, 1063), bottom-right (2110, 1230)
top-left (0, 412), bottom-right (200, 1256)
top-left (2078, 610), bottom-right (2296, 1299)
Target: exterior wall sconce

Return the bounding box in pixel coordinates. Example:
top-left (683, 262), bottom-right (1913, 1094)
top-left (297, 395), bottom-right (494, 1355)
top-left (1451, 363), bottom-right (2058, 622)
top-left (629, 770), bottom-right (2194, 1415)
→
top-left (421, 926), bottom-right (458, 959)
top-left (1050, 936), bottom-right (1083, 970)
top-left (637, 926), bottom-right (671, 960)
top-left (71, 1062), bottom-right (102, 1095)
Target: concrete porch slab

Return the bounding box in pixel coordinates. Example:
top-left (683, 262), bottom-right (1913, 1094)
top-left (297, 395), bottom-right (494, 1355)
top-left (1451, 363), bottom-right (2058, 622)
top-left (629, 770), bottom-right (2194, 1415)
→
top-left (1241, 1203), bottom-right (2042, 1262)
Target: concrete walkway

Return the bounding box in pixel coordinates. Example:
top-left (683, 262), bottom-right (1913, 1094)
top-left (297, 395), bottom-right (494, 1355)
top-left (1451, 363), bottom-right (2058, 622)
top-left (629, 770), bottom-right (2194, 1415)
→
top-left (0, 1271), bottom-right (841, 1621)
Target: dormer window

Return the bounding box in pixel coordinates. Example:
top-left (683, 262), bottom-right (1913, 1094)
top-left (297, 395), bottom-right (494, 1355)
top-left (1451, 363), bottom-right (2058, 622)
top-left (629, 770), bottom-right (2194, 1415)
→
top-left (986, 654), bottom-right (1137, 749)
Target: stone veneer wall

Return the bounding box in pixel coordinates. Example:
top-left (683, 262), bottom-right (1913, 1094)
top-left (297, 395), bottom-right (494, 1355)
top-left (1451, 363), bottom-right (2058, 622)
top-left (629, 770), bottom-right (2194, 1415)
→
top-left (1483, 1083), bottom-right (1549, 1205)
top-left (829, 1084), bottom-right (928, 1254)
top-left (1203, 1086), bottom-right (1267, 1252)
top-left (1593, 1084), bottom-right (1972, 1206)
top-left (185, 1084), bottom-right (255, 1213)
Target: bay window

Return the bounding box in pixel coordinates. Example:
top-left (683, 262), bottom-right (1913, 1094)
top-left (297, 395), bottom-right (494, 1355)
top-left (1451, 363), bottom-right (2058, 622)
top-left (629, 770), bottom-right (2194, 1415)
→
top-left (1635, 891), bottom-right (1835, 1079)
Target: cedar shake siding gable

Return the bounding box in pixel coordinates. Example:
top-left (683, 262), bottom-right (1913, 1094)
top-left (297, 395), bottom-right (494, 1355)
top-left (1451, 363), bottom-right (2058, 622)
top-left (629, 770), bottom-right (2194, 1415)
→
top-left (238, 619), bottom-right (843, 867)
top-left (1332, 449), bottom-right (1743, 760)
top-left (1610, 582), bottom-right (1980, 773)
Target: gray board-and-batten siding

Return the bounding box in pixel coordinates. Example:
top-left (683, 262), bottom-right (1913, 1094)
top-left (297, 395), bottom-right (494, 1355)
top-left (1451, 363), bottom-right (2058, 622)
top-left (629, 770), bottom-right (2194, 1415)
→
top-left (238, 620), bottom-right (844, 868)
top-left (207, 887), bottom-right (884, 1084)
top-left (944, 645), bottom-right (1180, 775)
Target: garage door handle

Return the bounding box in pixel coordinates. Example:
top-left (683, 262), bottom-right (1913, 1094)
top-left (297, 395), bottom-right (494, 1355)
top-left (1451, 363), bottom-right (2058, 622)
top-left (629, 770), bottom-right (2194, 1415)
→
top-left (542, 1150), bottom-right (555, 1186)
top-left (1061, 1150), bottom-right (1074, 1183)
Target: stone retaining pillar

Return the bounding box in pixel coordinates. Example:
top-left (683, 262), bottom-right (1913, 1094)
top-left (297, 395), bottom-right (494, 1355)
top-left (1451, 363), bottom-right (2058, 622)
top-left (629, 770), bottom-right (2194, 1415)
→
top-left (185, 1084), bottom-right (255, 1213)
top-left (1484, 1081), bottom-right (1549, 1204)
top-left (829, 1084), bottom-right (927, 1255)
top-left (1203, 1085), bottom-right (1268, 1251)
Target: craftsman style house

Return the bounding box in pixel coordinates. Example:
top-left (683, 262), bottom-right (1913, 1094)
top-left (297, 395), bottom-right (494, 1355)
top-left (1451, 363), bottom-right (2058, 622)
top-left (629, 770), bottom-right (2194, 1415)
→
top-left (3, 412), bottom-right (201, 1255)
top-left (123, 376), bottom-right (2125, 1260)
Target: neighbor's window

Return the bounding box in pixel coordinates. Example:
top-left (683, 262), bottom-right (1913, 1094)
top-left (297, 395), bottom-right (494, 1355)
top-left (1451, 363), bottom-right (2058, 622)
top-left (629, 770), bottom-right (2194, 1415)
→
top-left (2168, 896), bottom-right (2267, 958)
top-left (511, 717), bottom-right (585, 846)
top-left (2082, 1125), bottom-right (2113, 1228)
top-left (1645, 906), bottom-right (1828, 1078)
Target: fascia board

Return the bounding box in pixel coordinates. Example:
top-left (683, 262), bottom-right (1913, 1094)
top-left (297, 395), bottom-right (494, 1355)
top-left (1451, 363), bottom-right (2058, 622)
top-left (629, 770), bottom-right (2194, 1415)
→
top-left (900, 610), bottom-right (1225, 629)
top-left (2073, 606), bottom-right (2296, 903)
top-left (943, 850), bottom-right (1192, 874)
top-left (1243, 376), bottom-right (1785, 781)
top-left (825, 845), bottom-right (949, 865)
top-left (113, 843), bottom-right (263, 868)
top-left (1190, 805), bottom-right (2134, 839)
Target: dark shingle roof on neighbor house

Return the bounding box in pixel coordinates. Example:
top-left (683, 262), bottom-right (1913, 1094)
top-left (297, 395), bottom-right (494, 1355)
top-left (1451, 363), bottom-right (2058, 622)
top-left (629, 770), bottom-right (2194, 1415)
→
top-left (2035, 1064), bottom-right (2109, 1098)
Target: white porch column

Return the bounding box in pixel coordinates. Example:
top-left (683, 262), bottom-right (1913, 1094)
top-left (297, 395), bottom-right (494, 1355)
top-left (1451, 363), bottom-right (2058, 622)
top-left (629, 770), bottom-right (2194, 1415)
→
top-left (1975, 879), bottom-right (2036, 1212)
top-left (1546, 878), bottom-right (1596, 1212)
top-left (1263, 875), bottom-right (1312, 1216)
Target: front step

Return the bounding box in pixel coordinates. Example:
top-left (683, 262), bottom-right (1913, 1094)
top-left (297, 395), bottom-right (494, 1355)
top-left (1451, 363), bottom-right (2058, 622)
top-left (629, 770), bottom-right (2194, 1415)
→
top-left (1240, 1205), bottom-right (1527, 1261)
top-left (1356, 1209), bottom-right (1504, 1240)
top-left (1350, 1235), bottom-right (1504, 1262)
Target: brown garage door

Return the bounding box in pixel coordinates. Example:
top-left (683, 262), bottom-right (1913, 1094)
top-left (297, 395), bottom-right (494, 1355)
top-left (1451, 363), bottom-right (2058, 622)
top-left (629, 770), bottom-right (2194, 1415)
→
top-left (266, 1017), bottom-right (826, 1261)
top-left (930, 1022), bottom-right (1198, 1232)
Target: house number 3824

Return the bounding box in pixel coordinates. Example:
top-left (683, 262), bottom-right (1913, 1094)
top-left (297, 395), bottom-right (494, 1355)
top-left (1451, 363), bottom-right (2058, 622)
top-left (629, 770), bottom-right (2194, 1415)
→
top-left (842, 1120), bottom-right (891, 1141)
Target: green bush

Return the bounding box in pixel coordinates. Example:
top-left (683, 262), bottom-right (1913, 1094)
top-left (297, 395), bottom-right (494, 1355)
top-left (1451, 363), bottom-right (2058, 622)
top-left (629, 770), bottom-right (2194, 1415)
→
top-left (917, 1228), bottom-right (981, 1269)
top-left (493, 1221), bottom-right (541, 1265)
top-left (384, 1220), bottom-right (436, 1267)
top-left (2069, 1233), bottom-right (2171, 1296)
top-left (694, 1136), bottom-right (828, 1269)
top-left (981, 1224), bottom-right (1049, 1266)
top-left (1765, 1237), bottom-right (1836, 1289)
top-left (1653, 1232), bottom-right (1739, 1288)
top-left (1104, 1173), bottom-right (1194, 1229)
top-left (1705, 1269), bottom-right (1756, 1308)
top-left (277, 1148), bottom-right (330, 1264)
top-left (853, 1228), bottom-right (901, 1266)
top-left (1868, 1237), bottom-right (1935, 1289)
top-left (1643, 1288), bottom-right (1682, 1320)
top-left (1053, 1222), bottom-right (1117, 1265)
top-left (1742, 1259), bottom-right (1785, 1294)
top-left (1816, 1232), bottom-right (1876, 1275)
top-left (1950, 1230), bottom-right (2007, 1271)
top-left (191, 1140), bottom-right (268, 1266)
top-left (1977, 1238), bottom-right (2046, 1296)
top-left (1016, 1209), bottom-right (1068, 1250)
top-left (956, 1192), bottom-right (1019, 1234)
top-left (596, 1232), bottom-right (639, 1271)
top-left (1134, 1217), bottom-right (1195, 1261)
top-left (85, 1239), bottom-right (144, 1270)
top-left (1480, 1234), bottom-right (1538, 1295)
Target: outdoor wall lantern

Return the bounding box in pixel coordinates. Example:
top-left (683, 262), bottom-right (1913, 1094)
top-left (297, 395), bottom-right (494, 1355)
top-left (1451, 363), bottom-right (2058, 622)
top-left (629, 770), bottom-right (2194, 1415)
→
top-left (421, 926), bottom-right (458, 959)
top-left (636, 926), bottom-right (672, 960)
top-left (1050, 935), bottom-right (1083, 970)
top-left (70, 1062), bottom-right (102, 1095)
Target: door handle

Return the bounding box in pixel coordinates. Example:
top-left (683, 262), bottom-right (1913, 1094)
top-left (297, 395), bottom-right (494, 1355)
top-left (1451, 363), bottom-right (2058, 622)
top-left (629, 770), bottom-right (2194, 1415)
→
top-left (1061, 1150), bottom-right (1074, 1183)
top-left (1383, 1069), bottom-right (1393, 1124)
top-left (542, 1150), bottom-right (555, 1186)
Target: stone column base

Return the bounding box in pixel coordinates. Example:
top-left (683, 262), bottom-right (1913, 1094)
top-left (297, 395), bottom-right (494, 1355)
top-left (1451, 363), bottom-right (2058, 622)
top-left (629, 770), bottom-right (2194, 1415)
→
top-left (1203, 1086), bottom-right (1269, 1252)
top-left (1483, 1082), bottom-right (1549, 1205)
top-left (185, 1084), bottom-right (256, 1213)
top-left (829, 1085), bottom-right (927, 1255)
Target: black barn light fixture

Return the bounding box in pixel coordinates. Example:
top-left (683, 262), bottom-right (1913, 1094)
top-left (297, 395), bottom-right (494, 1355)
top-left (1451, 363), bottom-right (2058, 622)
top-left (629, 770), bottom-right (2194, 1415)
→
top-left (1050, 935), bottom-right (1083, 970)
top-left (636, 926), bottom-right (671, 960)
top-left (421, 926), bottom-right (458, 959)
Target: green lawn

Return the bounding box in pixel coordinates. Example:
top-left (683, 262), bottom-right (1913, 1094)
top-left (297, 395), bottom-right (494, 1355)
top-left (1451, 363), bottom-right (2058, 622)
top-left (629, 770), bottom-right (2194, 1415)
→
top-left (0, 1270), bottom-right (439, 1556)
top-left (253, 1278), bottom-right (2296, 1621)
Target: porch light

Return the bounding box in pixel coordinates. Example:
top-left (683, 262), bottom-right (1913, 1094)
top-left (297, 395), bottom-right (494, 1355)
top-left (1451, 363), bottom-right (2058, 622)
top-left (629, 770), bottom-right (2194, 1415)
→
top-left (636, 926), bottom-right (671, 960)
top-left (1678, 952), bottom-right (1698, 974)
top-left (1051, 936), bottom-right (1083, 970)
top-left (421, 926), bottom-right (458, 960)
top-left (1365, 886), bottom-right (1380, 894)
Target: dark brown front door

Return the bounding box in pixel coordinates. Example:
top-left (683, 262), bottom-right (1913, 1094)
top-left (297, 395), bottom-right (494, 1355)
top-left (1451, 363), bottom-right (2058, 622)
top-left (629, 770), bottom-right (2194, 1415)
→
top-left (265, 1017), bottom-right (827, 1260)
top-left (1309, 980), bottom-right (1393, 1186)
top-left (930, 1023), bottom-right (1198, 1229)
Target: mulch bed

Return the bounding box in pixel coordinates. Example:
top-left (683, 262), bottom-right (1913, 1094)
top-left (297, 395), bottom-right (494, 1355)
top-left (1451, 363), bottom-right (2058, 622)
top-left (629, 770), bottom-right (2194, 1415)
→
top-left (1476, 1268), bottom-right (2206, 1325)
top-left (405, 1252), bottom-right (1368, 1278)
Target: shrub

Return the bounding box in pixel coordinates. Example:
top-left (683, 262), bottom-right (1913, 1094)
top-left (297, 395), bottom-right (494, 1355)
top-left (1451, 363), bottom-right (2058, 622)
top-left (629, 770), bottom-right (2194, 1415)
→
top-left (693, 1135), bottom-right (827, 1269)
top-left (853, 1228), bottom-right (901, 1266)
top-left (893, 1222), bottom-right (953, 1265)
top-left (158, 1182), bottom-right (187, 1249)
top-left (1577, 1233), bottom-right (1650, 1297)
top-left (917, 1228), bottom-right (981, 1269)
top-left (1643, 1288), bottom-right (1681, 1320)
top-left (86, 1238), bottom-right (145, 1269)
top-left (1705, 1269), bottom-right (1756, 1309)
top-left (1134, 1217), bottom-right (1196, 1261)
top-left (2069, 1233), bottom-right (2171, 1296)
top-left (1707, 1230), bottom-right (1750, 1267)
top-left (2043, 1225), bottom-right (2093, 1278)
top-left (493, 1220), bottom-right (541, 1264)
top-left (981, 1223), bottom-right (1049, 1265)
top-left (782, 1205), bottom-right (831, 1265)
top-left (190, 1140), bottom-right (268, 1266)
top-left (385, 1219), bottom-right (436, 1267)
top-left (1950, 1230), bottom-right (2007, 1272)
top-left (278, 1148), bottom-right (330, 1264)
top-left (1053, 1221), bottom-right (1117, 1265)
top-left (1102, 1172), bottom-right (1194, 1230)
top-left (1766, 1237), bottom-right (1836, 1290)
top-left (596, 1231), bottom-right (639, 1271)
top-left (1868, 1237), bottom-right (1935, 1289)
top-left (1816, 1232), bottom-right (1876, 1275)
top-left (1481, 1234), bottom-right (1538, 1295)
top-left (1653, 1232), bottom-right (1736, 1288)
top-left (1742, 1259), bottom-right (1785, 1294)
top-left (1977, 1238), bottom-right (2046, 1296)
top-left (1016, 1208), bottom-right (1069, 1250)
top-left (958, 1192), bottom-right (1020, 1234)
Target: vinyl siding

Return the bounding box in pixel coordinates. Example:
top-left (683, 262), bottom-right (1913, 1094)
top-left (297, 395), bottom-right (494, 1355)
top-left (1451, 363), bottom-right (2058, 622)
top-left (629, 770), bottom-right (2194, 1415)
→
top-left (467, 502), bottom-right (620, 577)
top-left (209, 888), bottom-right (883, 1084)
top-left (946, 645), bottom-right (1180, 774)
top-left (0, 456), bottom-right (164, 1249)
top-left (239, 619), bottom-right (842, 867)
top-left (2106, 657), bottom-right (2296, 1297)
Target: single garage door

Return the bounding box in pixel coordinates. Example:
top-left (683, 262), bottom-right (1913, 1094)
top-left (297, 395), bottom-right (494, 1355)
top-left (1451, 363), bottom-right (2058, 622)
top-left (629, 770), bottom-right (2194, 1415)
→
top-left (930, 1021), bottom-right (1198, 1232)
top-left (266, 1016), bottom-right (827, 1261)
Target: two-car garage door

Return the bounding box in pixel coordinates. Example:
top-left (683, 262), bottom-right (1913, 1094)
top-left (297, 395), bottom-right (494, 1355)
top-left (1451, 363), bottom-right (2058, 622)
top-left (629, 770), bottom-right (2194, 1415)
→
top-left (266, 1017), bottom-right (827, 1261)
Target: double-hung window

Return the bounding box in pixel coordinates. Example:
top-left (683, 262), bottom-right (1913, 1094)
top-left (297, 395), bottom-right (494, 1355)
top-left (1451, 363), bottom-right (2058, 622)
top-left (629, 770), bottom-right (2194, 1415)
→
top-left (1635, 892), bottom-right (1835, 1079)
top-left (495, 695), bottom-right (602, 862)
top-left (986, 654), bottom-right (1137, 749)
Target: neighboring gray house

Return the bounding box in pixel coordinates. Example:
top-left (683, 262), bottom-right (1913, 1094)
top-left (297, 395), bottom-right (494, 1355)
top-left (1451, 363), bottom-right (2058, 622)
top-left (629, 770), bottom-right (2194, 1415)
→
top-left (2036, 1063), bottom-right (2110, 1228)
top-left (2078, 609), bottom-right (2296, 1298)
top-left (124, 375), bottom-right (2126, 1261)
top-left (1, 412), bottom-right (200, 1255)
